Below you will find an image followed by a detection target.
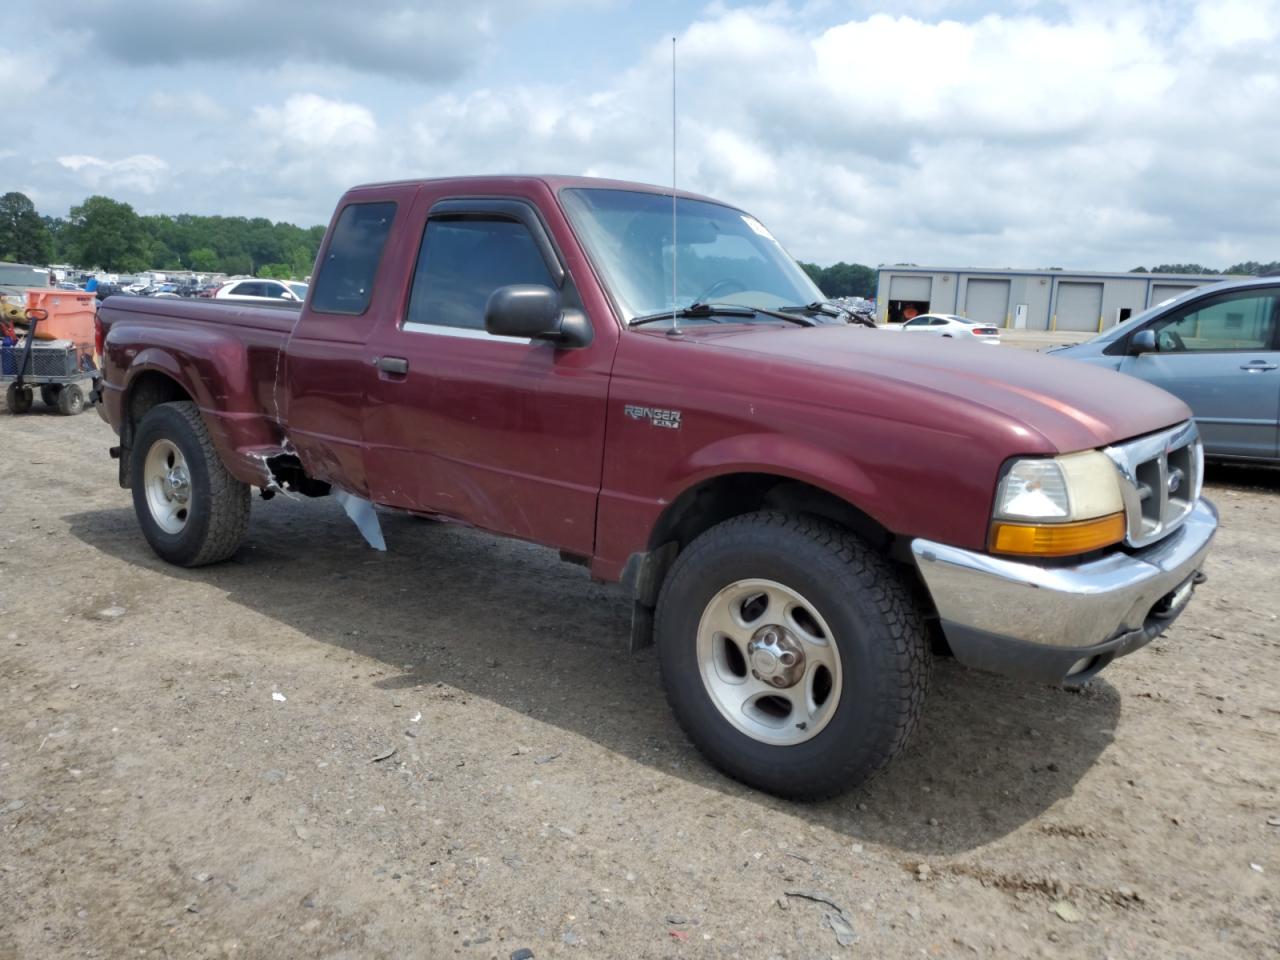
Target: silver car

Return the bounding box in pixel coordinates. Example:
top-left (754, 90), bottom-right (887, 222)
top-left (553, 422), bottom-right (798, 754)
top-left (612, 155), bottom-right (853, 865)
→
top-left (1051, 277), bottom-right (1280, 462)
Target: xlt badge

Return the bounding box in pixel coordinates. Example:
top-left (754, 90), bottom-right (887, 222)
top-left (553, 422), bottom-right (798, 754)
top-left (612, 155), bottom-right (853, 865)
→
top-left (625, 404), bottom-right (682, 429)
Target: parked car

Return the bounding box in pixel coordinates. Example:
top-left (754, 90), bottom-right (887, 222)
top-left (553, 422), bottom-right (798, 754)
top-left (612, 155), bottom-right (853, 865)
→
top-left (214, 278), bottom-right (307, 303)
top-left (94, 175), bottom-right (1216, 799)
top-left (893, 313), bottom-right (1001, 344)
top-left (1050, 278), bottom-right (1279, 463)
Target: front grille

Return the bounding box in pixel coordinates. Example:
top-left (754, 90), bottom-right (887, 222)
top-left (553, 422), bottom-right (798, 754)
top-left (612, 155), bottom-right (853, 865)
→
top-left (1104, 421), bottom-right (1203, 548)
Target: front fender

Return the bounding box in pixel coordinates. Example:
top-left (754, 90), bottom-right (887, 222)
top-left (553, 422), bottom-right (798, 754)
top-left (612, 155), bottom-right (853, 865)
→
top-left (668, 431), bottom-right (887, 525)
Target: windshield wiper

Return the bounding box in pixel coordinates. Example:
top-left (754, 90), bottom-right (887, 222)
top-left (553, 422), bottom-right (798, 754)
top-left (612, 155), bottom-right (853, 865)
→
top-left (780, 301), bottom-right (876, 328)
top-left (629, 302), bottom-right (816, 328)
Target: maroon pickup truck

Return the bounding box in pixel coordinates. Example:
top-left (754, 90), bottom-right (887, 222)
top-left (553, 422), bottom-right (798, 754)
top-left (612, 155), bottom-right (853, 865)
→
top-left (96, 175), bottom-right (1217, 798)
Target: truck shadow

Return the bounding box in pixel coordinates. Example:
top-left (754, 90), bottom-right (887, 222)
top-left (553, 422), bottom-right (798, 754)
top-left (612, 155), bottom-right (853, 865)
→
top-left (1204, 461), bottom-right (1280, 491)
top-left (66, 499), bottom-right (1121, 857)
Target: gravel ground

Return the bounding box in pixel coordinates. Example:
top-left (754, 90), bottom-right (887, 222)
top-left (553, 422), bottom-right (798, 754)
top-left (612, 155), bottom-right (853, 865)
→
top-left (1, 405), bottom-right (1277, 959)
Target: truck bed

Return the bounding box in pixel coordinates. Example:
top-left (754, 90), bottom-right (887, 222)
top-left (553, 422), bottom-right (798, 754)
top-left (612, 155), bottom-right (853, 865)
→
top-left (97, 295), bottom-right (297, 487)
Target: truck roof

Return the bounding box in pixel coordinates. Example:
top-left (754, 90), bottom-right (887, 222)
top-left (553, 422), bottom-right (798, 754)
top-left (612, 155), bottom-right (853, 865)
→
top-left (345, 174), bottom-right (728, 207)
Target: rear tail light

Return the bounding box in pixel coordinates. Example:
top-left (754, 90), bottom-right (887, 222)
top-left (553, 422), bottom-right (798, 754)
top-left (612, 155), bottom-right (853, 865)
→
top-left (972, 327), bottom-right (998, 336)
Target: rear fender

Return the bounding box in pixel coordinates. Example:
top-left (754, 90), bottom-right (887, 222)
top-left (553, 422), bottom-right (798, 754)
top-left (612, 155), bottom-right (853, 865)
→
top-left (121, 341), bottom-right (283, 487)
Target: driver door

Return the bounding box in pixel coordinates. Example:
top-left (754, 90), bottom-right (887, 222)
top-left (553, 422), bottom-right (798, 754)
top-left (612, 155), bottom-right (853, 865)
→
top-left (1120, 286), bottom-right (1280, 460)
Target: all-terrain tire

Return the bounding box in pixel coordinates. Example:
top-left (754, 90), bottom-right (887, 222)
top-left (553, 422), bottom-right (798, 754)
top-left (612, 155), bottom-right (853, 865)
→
top-left (56, 383), bottom-right (85, 416)
top-left (130, 401), bottom-right (250, 566)
top-left (655, 511), bottom-right (931, 799)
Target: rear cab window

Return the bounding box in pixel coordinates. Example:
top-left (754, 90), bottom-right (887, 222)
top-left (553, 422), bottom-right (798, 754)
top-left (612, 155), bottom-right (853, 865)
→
top-left (406, 218), bottom-right (559, 331)
top-left (311, 201), bottom-right (398, 315)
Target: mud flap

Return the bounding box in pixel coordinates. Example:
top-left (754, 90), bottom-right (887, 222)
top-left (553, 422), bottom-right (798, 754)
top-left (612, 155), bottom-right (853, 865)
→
top-left (333, 490), bottom-right (387, 552)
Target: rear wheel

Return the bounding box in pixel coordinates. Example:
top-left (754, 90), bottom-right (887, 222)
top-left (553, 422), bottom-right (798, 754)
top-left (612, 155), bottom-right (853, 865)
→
top-left (655, 512), bottom-right (931, 799)
top-left (130, 401), bottom-right (250, 566)
top-left (55, 384), bottom-right (84, 416)
top-left (6, 383), bottom-right (33, 414)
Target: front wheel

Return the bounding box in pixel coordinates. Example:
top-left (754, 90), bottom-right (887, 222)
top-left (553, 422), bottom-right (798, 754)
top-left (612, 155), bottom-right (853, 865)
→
top-left (130, 401), bottom-right (250, 566)
top-left (655, 512), bottom-right (931, 799)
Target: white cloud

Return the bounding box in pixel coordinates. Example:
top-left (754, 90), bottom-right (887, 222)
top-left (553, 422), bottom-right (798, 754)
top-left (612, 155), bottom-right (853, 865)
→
top-left (0, 47), bottom-right (52, 102)
top-left (147, 91), bottom-right (229, 123)
top-left (56, 154), bottom-right (170, 195)
top-left (253, 94), bottom-right (378, 150)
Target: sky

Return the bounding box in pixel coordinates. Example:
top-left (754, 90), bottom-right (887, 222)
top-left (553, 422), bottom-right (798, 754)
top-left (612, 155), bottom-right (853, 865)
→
top-left (1, 0), bottom-right (1277, 270)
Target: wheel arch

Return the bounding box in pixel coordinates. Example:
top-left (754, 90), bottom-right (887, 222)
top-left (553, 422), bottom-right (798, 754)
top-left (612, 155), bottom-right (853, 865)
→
top-left (117, 367), bottom-right (195, 486)
top-left (622, 470), bottom-right (918, 651)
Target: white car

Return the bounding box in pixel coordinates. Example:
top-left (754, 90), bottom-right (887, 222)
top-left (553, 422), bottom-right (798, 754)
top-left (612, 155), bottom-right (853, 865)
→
top-left (214, 278), bottom-right (308, 303)
top-left (894, 313), bottom-right (1000, 344)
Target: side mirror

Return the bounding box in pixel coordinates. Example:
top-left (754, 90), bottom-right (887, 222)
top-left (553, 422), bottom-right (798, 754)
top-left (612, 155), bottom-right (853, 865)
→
top-left (1129, 329), bottom-right (1157, 355)
top-left (484, 284), bottom-right (591, 348)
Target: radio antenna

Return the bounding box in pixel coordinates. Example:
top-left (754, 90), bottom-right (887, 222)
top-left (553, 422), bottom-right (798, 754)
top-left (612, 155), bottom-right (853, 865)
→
top-left (669, 35), bottom-right (680, 336)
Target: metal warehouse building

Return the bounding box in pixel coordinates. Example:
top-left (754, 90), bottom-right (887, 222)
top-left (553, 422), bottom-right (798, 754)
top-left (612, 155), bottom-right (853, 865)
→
top-left (875, 266), bottom-right (1233, 333)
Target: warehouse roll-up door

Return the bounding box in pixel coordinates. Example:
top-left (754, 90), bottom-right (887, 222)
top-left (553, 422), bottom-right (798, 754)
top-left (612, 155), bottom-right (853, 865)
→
top-left (1150, 283), bottom-right (1198, 306)
top-left (888, 275), bottom-right (932, 302)
top-left (964, 279), bottom-right (1010, 326)
top-left (1055, 281), bottom-right (1104, 332)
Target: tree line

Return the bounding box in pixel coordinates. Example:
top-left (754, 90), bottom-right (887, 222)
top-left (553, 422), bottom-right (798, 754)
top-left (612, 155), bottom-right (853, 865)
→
top-left (799, 261), bottom-right (878, 299)
top-left (1129, 262), bottom-right (1280, 276)
top-left (0, 191), bottom-right (325, 279)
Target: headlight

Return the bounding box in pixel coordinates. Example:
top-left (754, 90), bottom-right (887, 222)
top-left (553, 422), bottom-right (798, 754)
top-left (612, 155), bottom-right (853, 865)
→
top-left (990, 451), bottom-right (1125, 557)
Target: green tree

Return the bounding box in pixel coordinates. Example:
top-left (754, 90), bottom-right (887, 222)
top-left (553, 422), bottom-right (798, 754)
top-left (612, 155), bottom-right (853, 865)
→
top-left (1150, 264), bottom-right (1219, 275)
top-left (799, 261), bottom-right (877, 298)
top-left (0, 192), bottom-right (53, 264)
top-left (1223, 261), bottom-right (1280, 276)
top-left (1128, 266), bottom-right (1149, 273)
top-left (48, 195), bottom-right (326, 277)
top-left (258, 262), bottom-right (294, 279)
top-left (65, 196), bottom-right (148, 271)
top-left (187, 247), bottom-right (219, 271)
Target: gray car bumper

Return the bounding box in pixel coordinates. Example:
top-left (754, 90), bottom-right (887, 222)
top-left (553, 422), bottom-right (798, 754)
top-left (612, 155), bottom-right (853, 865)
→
top-left (911, 498), bottom-right (1218, 685)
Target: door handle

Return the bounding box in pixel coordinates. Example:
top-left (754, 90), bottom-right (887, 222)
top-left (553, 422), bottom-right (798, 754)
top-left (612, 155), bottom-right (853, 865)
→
top-left (1240, 361), bottom-right (1277, 372)
top-left (375, 356), bottom-right (409, 375)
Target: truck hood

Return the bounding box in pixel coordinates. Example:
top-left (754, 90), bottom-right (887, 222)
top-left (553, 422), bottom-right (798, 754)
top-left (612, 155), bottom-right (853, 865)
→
top-left (686, 325), bottom-right (1191, 453)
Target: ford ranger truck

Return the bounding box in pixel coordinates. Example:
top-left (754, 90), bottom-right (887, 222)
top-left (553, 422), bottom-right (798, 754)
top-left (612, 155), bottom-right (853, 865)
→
top-left (95, 176), bottom-right (1218, 799)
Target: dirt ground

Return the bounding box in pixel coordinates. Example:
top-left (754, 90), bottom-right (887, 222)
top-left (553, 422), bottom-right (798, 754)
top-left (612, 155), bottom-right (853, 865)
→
top-left (1, 405), bottom-right (1276, 960)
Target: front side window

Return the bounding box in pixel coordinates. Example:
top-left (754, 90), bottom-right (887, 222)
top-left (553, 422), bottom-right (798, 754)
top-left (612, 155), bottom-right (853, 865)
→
top-left (1151, 290), bottom-right (1278, 352)
top-left (311, 201), bottom-right (396, 315)
top-left (406, 217), bottom-right (557, 330)
top-left (559, 187), bottom-right (822, 325)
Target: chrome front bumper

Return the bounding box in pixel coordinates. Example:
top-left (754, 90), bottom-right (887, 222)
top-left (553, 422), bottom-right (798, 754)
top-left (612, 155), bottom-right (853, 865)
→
top-left (911, 497), bottom-right (1218, 684)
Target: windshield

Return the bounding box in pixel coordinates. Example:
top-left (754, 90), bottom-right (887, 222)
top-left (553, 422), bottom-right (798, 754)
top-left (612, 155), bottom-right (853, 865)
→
top-left (560, 188), bottom-right (823, 324)
top-left (288, 282), bottom-right (309, 299)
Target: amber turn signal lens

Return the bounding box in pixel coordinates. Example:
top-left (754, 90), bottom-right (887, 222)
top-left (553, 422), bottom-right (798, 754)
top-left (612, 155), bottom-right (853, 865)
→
top-left (989, 513), bottom-right (1126, 557)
